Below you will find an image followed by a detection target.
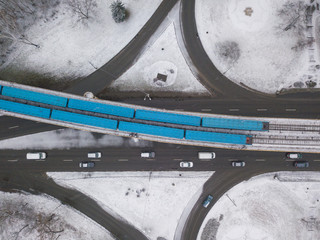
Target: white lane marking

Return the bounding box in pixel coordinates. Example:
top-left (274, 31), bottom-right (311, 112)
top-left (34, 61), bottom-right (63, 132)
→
top-left (229, 109), bottom-right (239, 112)
top-left (201, 108), bottom-right (212, 112)
top-left (228, 159), bottom-right (238, 161)
top-left (313, 160), bottom-right (320, 162)
top-left (63, 159), bottom-right (73, 162)
top-left (256, 159), bottom-right (266, 161)
top-left (173, 158), bottom-right (183, 161)
top-left (257, 109), bottom-right (267, 111)
top-left (285, 109), bottom-right (296, 112)
top-left (7, 159), bottom-right (18, 162)
top-left (146, 158), bottom-right (155, 161)
top-left (8, 125), bottom-right (19, 129)
top-left (91, 159), bottom-right (101, 162)
top-left (118, 159), bottom-right (128, 162)
top-left (285, 159), bottom-right (294, 162)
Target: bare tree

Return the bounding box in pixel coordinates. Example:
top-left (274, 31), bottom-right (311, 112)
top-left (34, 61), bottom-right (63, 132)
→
top-left (0, 0), bottom-right (61, 64)
top-left (67, 0), bottom-right (97, 22)
top-left (277, 1), bottom-right (308, 35)
top-left (216, 41), bottom-right (241, 65)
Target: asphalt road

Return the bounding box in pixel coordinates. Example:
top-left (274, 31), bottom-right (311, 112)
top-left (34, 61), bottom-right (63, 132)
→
top-left (1, 143), bottom-right (320, 240)
top-left (1, 0), bottom-right (320, 238)
top-left (1, 145), bottom-right (320, 172)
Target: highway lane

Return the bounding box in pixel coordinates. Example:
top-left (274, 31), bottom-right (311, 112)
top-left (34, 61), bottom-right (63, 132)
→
top-left (0, 116), bottom-right (61, 140)
top-left (0, 144), bottom-right (319, 172)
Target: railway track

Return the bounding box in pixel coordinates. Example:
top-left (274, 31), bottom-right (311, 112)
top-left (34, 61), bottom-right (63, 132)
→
top-left (253, 134), bottom-right (320, 146)
top-left (269, 124), bottom-right (320, 132)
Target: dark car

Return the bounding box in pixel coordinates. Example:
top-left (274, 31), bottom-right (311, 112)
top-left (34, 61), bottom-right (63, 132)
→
top-left (202, 195), bottom-right (213, 208)
top-left (79, 161), bottom-right (95, 168)
top-left (294, 161), bottom-right (309, 168)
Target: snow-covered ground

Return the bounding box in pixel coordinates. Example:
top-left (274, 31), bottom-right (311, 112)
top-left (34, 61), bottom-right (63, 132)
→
top-left (109, 22), bottom-right (209, 95)
top-left (198, 172), bottom-right (320, 240)
top-left (0, 129), bottom-right (152, 149)
top-left (0, 191), bottom-right (114, 240)
top-left (196, 0), bottom-right (320, 94)
top-left (1, 0), bottom-right (162, 81)
top-left (48, 171), bottom-right (213, 240)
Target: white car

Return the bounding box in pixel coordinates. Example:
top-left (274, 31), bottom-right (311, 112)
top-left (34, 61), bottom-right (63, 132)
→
top-left (26, 152), bottom-right (46, 160)
top-left (198, 152), bottom-right (216, 159)
top-left (88, 152), bottom-right (102, 158)
top-left (179, 162), bottom-right (193, 168)
top-left (141, 151), bottom-right (155, 158)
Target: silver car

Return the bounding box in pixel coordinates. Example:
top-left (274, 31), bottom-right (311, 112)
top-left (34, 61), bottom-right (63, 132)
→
top-left (231, 161), bottom-right (245, 167)
top-left (179, 162), bottom-right (194, 168)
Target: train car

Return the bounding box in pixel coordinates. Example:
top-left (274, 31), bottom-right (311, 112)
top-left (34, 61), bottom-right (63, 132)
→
top-left (51, 110), bottom-right (118, 130)
top-left (185, 130), bottom-right (252, 145)
top-left (118, 121), bottom-right (184, 139)
top-left (1, 86), bottom-right (68, 107)
top-left (0, 99), bottom-right (51, 119)
top-left (202, 117), bottom-right (269, 131)
top-left (135, 109), bottom-right (201, 126)
top-left (67, 98), bottom-right (134, 118)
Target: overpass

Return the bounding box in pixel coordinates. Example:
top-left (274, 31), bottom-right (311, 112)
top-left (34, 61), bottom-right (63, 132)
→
top-left (0, 80), bottom-right (319, 152)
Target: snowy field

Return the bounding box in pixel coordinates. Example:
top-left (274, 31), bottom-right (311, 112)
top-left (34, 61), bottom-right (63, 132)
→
top-left (109, 22), bottom-right (209, 95)
top-left (48, 171), bottom-right (213, 240)
top-left (196, 0), bottom-right (320, 94)
top-left (0, 129), bottom-right (152, 149)
top-left (198, 172), bottom-right (320, 240)
top-left (0, 191), bottom-right (114, 240)
top-left (0, 0), bottom-right (162, 82)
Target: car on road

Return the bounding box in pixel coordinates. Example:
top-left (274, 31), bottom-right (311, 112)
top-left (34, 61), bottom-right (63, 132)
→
top-left (79, 161), bottom-right (95, 168)
top-left (179, 162), bottom-right (193, 168)
top-left (141, 151), bottom-right (155, 158)
top-left (198, 152), bottom-right (216, 159)
top-left (286, 153), bottom-right (302, 159)
top-left (231, 161), bottom-right (246, 167)
top-left (88, 152), bottom-right (102, 158)
top-left (202, 195), bottom-right (213, 208)
top-left (26, 152), bottom-right (46, 160)
top-left (294, 161), bottom-right (309, 168)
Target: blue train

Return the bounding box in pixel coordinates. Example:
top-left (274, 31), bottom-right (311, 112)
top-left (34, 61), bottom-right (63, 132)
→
top-left (0, 85), bottom-right (264, 145)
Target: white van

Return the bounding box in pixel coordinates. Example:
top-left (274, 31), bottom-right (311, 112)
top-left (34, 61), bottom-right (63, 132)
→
top-left (88, 152), bottom-right (102, 158)
top-left (198, 152), bottom-right (216, 159)
top-left (26, 152), bottom-right (47, 160)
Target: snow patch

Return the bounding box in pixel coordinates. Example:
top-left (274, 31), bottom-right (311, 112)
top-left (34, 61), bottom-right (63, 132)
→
top-left (198, 172), bottom-right (320, 240)
top-left (48, 171), bottom-right (213, 240)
